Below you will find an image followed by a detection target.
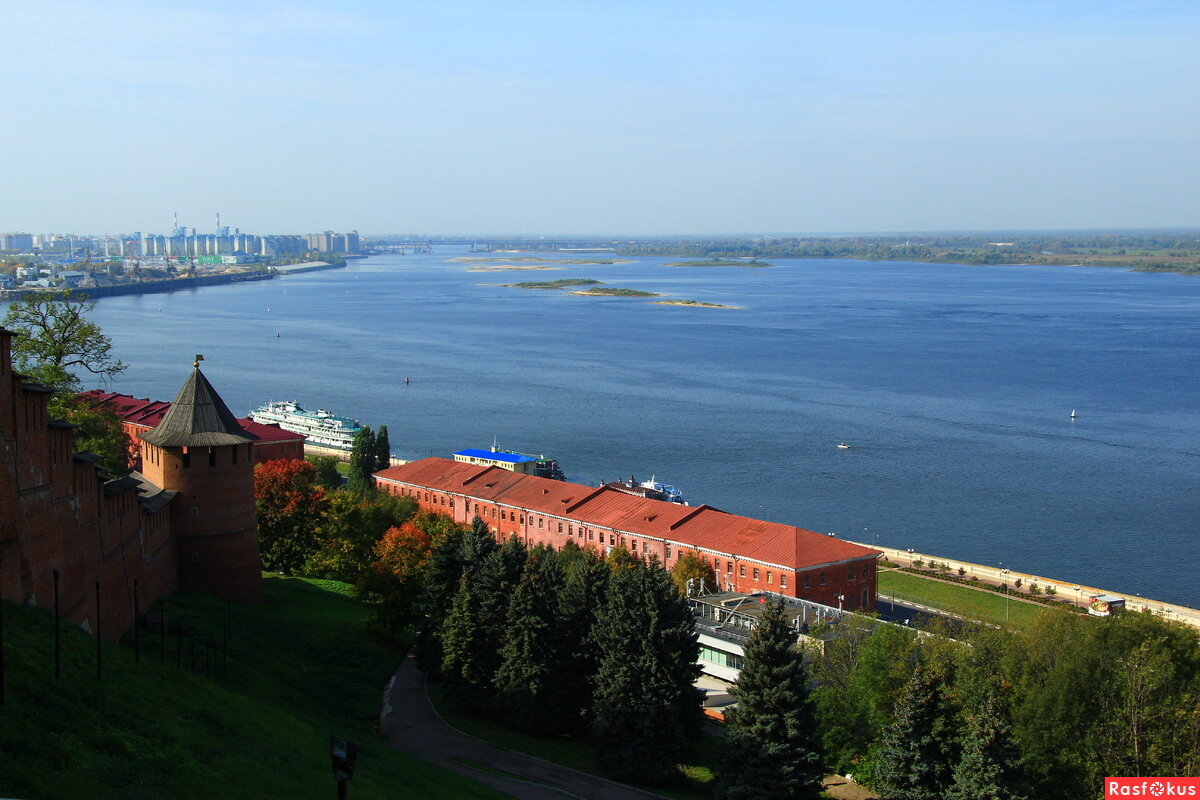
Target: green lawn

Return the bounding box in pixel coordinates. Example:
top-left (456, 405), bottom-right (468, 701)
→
top-left (877, 570), bottom-right (1042, 627)
top-left (427, 681), bottom-right (717, 800)
top-left (0, 575), bottom-right (508, 800)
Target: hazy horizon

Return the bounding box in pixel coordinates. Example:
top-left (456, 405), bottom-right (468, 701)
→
top-left (3, 1), bottom-right (1197, 235)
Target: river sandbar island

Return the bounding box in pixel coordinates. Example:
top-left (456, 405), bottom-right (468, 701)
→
top-left (503, 278), bottom-right (600, 289)
top-left (569, 286), bottom-right (661, 297)
top-left (664, 258), bottom-right (772, 267)
top-left (653, 299), bottom-right (740, 309)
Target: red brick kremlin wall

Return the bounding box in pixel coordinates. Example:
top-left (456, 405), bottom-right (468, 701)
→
top-left (0, 327), bottom-right (179, 640)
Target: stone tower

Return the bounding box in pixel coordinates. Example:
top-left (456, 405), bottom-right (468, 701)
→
top-left (139, 360), bottom-right (263, 602)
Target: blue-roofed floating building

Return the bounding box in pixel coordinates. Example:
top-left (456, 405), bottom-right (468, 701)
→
top-left (453, 446), bottom-right (565, 480)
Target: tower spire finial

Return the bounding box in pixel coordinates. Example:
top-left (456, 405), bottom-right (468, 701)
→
top-left (194, 353), bottom-right (205, 369)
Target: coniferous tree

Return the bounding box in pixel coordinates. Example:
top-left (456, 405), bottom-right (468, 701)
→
top-left (557, 545), bottom-right (610, 730)
top-left (441, 571), bottom-right (490, 707)
top-left (591, 558), bottom-right (703, 783)
top-left (461, 515), bottom-right (498, 565)
top-left (495, 548), bottom-right (566, 732)
top-left (468, 536), bottom-right (528, 694)
top-left (871, 664), bottom-right (958, 800)
top-left (947, 690), bottom-right (1029, 800)
top-left (374, 425), bottom-right (391, 471)
top-left (413, 524), bottom-right (466, 673)
top-left (717, 598), bottom-right (824, 800)
top-left (346, 425), bottom-right (376, 494)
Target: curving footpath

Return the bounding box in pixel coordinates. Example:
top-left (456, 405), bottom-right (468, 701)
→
top-left (380, 654), bottom-right (670, 800)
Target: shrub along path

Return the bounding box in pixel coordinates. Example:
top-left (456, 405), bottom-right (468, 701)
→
top-left (381, 654), bottom-right (670, 800)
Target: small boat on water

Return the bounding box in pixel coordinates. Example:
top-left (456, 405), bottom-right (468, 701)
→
top-left (837, 442), bottom-right (851, 449)
top-left (1070, 409), bottom-right (1077, 420)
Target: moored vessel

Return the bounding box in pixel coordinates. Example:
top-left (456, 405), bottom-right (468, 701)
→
top-left (249, 400), bottom-right (363, 451)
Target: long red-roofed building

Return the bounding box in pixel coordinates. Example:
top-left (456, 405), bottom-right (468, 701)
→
top-left (374, 457), bottom-right (880, 610)
top-left (83, 390), bottom-right (305, 468)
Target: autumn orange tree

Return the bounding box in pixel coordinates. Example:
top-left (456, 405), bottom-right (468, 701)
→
top-left (358, 519), bottom-right (435, 637)
top-left (254, 458), bottom-right (330, 573)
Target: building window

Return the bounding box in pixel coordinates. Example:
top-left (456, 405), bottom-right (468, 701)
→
top-left (862, 562), bottom-right (870, 577)
top-left (740, 564), bottom-right (746, 577)
top-left (558, 522), bottom-right (563, 533)
top-left (538, 518), bottom-right (543, 528)
top-left (501, 510), bottom-right (506, 520)
top-left (803, 574), bottom-right (811, 588)
top-left (520, 515), bottom-right (524, 525)
top-left (781, 574), bottom-right (788, 588)
top-left (631, 541), bottom-right (637, 551)
top-left (726, 561), bottom-right (733, 574)
top-left (588, 531), bottom-right (594, 541)
top-left (767, 571), bottom-right (773, 584)
top-left (819, 572), bottom-right (826, 586)
top-left (568, 525), bottom-right (573, 536)
top-left (862, 588), bottom-right (870, 607)
top-left (848, 565), bottom-right (855, 580)
top-left (753, 568), bottom-right (760, 580)
top-left (610, 534), bottom-right (616, 545)
top-left (665, 546), bottom-right (672, 560)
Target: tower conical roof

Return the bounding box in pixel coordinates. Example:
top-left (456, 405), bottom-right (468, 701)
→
top-left (141, 367), bottom-right (257, 447)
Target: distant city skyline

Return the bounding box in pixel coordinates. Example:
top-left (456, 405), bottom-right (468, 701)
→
top-left (3, 1), bottom-right (1197, 235)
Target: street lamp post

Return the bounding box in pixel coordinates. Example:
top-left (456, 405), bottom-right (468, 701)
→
top-left (330, 736), bottom-right (357, 799)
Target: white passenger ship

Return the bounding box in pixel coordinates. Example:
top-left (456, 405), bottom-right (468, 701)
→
top-left (249, 401), bottom-right (363, 451)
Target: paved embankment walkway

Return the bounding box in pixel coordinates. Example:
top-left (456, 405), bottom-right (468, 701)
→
top-left (380, 654), bottom-right (670, 800)
top-left (852, 541), bottom-right (1200, 631)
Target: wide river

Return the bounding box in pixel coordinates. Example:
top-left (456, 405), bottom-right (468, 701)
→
top-left (59, 248), bottom-right (1200, 606)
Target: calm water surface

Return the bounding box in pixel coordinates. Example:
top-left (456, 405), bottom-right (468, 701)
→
top-left (71, 249), bottom-right (1200, 605)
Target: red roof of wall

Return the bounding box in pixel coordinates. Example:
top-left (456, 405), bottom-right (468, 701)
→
top-left (83, 390), bottom-right (304, 443)
top-left (375, 457), bottom-right (877, 570)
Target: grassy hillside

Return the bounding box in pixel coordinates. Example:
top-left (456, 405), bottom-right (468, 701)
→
top-left (0, 575), bottom-right (508, 800)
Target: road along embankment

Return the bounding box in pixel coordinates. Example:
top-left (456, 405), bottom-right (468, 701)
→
top-left (850, 542), bottom-right (1200, 631)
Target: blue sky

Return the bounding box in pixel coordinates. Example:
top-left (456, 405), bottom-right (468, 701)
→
top-left (2, 1), bottom-right (1197, 235)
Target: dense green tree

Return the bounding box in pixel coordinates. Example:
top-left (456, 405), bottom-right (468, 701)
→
top-left (305, 489), bottom-right (416, 580)
top-left (555, 542), bottom-right (610, 731)
top-left (64, 396), bottom-right (132, 474)
top-left (346, 425), bottom-right (376, 494)
top-left (461, 515), bottom-right (499, 565)
top-left (413, 522), bottom-right (467, 673)
top-left (374, 425), bottom-right (392, 471)
top-left (871, 664), bottom-right (959, 800)
top-left (440, 571), bottom-right (490, 708)
top-left (947, 689), bottom-right (1029, 800)
top-left (670, 549), bottom-right (717, 597)
top-left (717, 598), bottom-right (824, 800)
top-left (813, 621), bottom-right (917, 775)
top-left (308, 455), bottom-right (342, 491)
top-left (591, 558), bottom-right (702, 783)
top-left (494, 548), bottom-right (567, 732)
